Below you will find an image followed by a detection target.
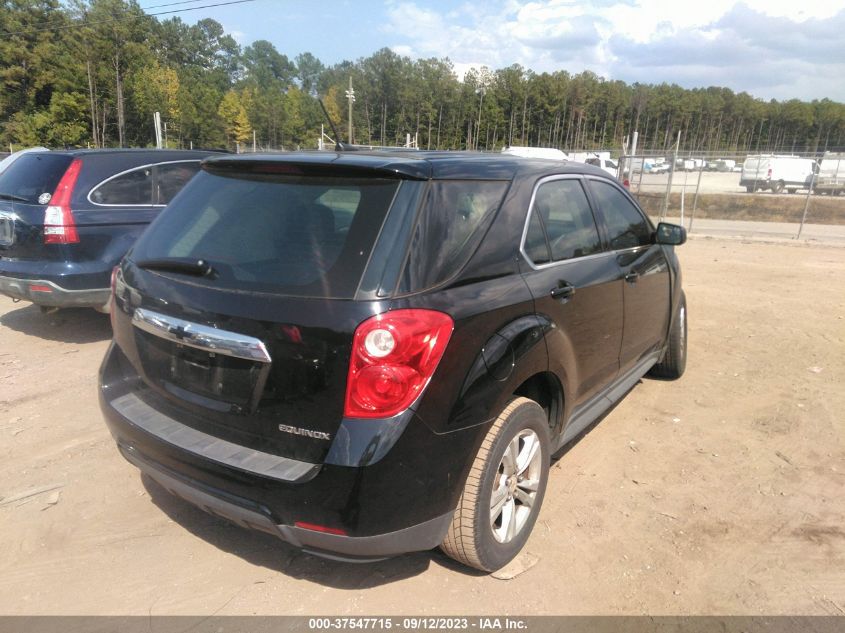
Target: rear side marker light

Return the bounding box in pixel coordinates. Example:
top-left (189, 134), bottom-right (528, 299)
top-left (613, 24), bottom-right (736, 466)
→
top-left (44, 158), bottom-right (82, 245)
top-left (344, 309), bottom-right (453, 419)
top-left (294, 521), bottom-right (348, 536)
top-left (30, 284), bottom-right (52, 293)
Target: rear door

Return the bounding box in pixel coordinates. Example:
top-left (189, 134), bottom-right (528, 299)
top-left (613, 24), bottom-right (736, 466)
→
top-left (586, 177), bottom-right (670, 373)
top-left (519, 175), bottom-right (623, 408)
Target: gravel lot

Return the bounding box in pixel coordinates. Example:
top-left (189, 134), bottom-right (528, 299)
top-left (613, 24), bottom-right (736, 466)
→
top-left (0, 237), bottom-right (843, 615)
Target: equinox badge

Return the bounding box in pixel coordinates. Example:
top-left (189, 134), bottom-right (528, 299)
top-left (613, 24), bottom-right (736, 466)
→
top-left (278, 424), bottom-right (331, 441)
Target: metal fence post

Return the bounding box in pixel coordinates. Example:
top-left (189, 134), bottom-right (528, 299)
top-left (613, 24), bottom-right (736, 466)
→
top-left (688, 163), bottom-right (704, 232)
top-left (660, 150), bottom-right (676, 223)
top-left (636, 156), bottom-right (646, 194)
top-left (797, 169), bottom-right (816, 239)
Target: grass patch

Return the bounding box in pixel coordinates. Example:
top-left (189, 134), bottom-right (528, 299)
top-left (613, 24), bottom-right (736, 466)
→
top-left (634, 192), bottom-right (845, 225)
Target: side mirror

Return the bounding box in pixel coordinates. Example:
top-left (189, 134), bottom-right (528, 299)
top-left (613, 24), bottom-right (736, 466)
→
top-left (654, 222), bottom-right (687, 246)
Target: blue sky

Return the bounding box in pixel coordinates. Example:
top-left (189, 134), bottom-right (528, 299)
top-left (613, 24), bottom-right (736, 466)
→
top-left (163, 0), bottom-right (845, 101)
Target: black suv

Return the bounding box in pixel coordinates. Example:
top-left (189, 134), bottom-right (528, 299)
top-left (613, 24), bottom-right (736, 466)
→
top-left (99, 151), bottom-right (687, 572)
top-left (0, 149), bottom-right (216, 311)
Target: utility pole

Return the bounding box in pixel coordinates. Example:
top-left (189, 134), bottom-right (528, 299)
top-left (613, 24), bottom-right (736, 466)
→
top-left (345, 76), bottom-right (355, 144)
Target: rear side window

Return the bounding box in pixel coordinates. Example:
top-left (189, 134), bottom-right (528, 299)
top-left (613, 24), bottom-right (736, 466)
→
top-left (589, 180), bottom-right (651, 250)
top-left (399, 180), bottom-right (509, 293)
top-left (90, 161), bottom-right (201, 206)
top-left (130, 170), bottom-right (400, 299)
top-left (524, 179), bottom-right (601, 264)
top-left (0, 154), bottom-right (73, 204)
top-left (91, 166), bottom-right (153, 205)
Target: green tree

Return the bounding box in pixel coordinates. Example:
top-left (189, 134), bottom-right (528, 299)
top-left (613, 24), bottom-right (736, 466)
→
top-left (218, 89), bottom-right (251, 149)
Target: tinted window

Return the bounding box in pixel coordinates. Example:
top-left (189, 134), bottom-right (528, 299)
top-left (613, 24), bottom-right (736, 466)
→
top-left (155, 162), bottom-right (201, 205)
top-left (91, 166), bottom-right (154, 205)
top-left (91, 161), bottom-right (202, 206)
top-left (400, 180), bottom-right (509, 292)
top-left (530, 179), bottom-right (601, 262)
top-left (524, 212), bottom-right (550, 265)
top-left (130, 170), bottom-right (400, 299)
top-left (590, 180), bottom-right (651, 250)
top-left (0, 153), bottom-right (73, 204)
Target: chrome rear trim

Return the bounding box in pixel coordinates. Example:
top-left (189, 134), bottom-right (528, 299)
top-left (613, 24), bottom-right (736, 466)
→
top-left (132, 307), bottom-right (272, 363)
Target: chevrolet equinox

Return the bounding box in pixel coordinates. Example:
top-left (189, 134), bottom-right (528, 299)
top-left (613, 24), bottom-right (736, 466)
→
top-left (99, 151), bottom-right (687, 572)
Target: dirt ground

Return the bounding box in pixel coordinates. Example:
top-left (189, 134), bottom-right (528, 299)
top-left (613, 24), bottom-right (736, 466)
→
top-left (0, 238), bottom-right (843, 615)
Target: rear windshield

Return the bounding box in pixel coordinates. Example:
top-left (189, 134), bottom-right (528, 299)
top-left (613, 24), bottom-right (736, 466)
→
top-left (130, 169), bottom-right (400, 299)
top-left (0, 154), bottom-right (73, 204)
top-left (743, 158), bottom-right (766, 171)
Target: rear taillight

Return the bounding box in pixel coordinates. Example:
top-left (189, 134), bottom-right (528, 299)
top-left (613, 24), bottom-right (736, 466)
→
top-left (43, 158), bottom-right (82, 244)
top-left (344, 309), bottom-right (453, 419)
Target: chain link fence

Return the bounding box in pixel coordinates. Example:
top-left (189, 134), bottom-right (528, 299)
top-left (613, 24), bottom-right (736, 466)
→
top-left (611, 151), bottom-right (845, 240)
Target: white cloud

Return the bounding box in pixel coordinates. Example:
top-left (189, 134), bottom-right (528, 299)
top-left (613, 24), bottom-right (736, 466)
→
top-left (381, 0), bottom-right (845, 100)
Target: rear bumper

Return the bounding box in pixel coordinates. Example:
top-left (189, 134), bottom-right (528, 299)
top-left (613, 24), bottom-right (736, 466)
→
top-left (98, 342), bottom-right (476, 561)
top-left (119, 442), bottom-right (452, 562)
top-left (0, 273), bottom-right (109, 308)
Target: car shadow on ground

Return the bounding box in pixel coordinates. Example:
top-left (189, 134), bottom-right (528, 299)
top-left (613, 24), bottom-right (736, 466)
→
top-left (0, 303), bottom-right (111, 344)
top-left (551, 381), bottom-right (641, 463)
top-left (142, 474), bottom-right (484, 587)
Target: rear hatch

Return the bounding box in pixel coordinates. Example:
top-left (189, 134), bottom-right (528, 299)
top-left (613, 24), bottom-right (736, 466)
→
top-left (742, 157), bottom-right (769, 180)
top-left (0, 153), bottom-right (74, 258)
top-left (111, 158), bottom-right (421, 464)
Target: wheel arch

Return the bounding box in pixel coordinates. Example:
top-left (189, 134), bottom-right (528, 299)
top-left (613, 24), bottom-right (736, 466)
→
top-left (512, 371), bottom-right (565, 437)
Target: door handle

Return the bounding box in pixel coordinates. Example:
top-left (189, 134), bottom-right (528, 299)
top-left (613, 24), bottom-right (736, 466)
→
top-left (624, 272), bottom-right (640, 283)
top-left (550, 283), bottom-right (576, 300)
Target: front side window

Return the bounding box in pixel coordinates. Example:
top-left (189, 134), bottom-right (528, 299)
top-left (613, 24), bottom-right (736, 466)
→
top-left (155, 162), bottom-right (201, 205)
top-left (589, 180), bottom-right (652, 250)
top-left (524, 178), bottom-right (601, 265)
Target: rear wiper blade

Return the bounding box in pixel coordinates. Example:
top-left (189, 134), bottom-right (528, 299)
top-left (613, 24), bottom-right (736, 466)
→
top-left (0, 193), bottom-right (30, 203)
top-left (134, 257), bottom-right (214, 277)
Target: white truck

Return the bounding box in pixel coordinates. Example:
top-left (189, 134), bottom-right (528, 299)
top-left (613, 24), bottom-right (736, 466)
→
top-left (712, 159), bottom-right (736, 172)
top-left (814, 152), bottom-right (845, 195)
top-left (572, 152), bottom-right (619, 178)
top-left (740, 154), bottom-right (816, 194)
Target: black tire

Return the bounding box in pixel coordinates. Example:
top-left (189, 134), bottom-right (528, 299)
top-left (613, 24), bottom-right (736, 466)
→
top-left (649, 292), bottom-right (687, 380)
top-left (440, 397), bottom-right (550, 572)
top-left (771, 180), bottom-right (785, 194)
top-left (787, 188), bottom-right (797, 195)
top-left (745, 185), bottom-right (754, 193)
